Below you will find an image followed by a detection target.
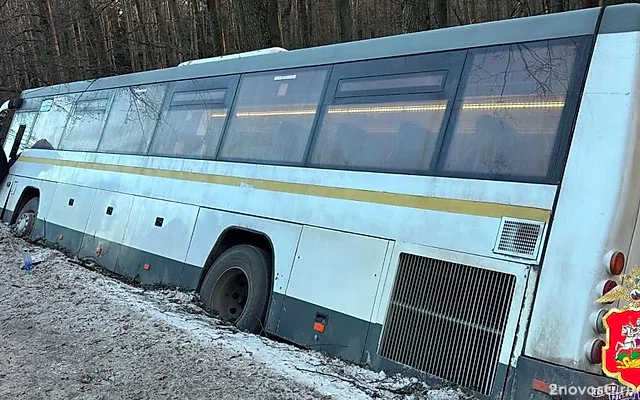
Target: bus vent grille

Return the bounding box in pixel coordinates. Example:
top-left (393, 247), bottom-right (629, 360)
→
top-left (494, 218), bottom-right (545, 260)
top-left (378, 253), bottom-right (516, 396)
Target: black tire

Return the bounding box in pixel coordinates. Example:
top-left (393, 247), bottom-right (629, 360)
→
top-left (199, 244), bottom-right (271, 333)
top-left (14, 197), bottom-right (38, 238)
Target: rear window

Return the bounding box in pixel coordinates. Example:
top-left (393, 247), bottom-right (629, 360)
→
top-left (439, 38), bottom-right (583, 179)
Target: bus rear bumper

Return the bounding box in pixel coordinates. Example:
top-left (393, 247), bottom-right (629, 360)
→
top-left (506, 355), bottom-right (627, 399)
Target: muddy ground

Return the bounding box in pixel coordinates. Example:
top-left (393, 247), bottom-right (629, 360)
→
top-left (0, 223), bottom-right (473, 400)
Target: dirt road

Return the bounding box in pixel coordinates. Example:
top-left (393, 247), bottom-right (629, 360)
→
top-left (0, 223), bottom-right (470, 400)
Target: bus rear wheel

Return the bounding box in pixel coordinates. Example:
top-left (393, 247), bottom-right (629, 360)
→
top-left (199, 244), bottom-right (271, 333)
top-left (14, 197), bottom-right (38, 238)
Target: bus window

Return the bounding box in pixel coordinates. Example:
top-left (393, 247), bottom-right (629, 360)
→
top-left (310, 101), bottom-right (447, 171)
top-left (218, 67), bottom-right (328, 164)
top-left (309, 71), bottom-right (449, 172)
top-left (2, 111), bottom-right (39, 157)
top-left (59, 90), bottom-right (114, 151)
top-left (98, 84), bottom-right (167, 154)
top-left (149, 87), bottom-right (228, 158)
top-left (27, 94), bottom-right (77, 151)
top-left (440, 38), bottom-right (582, 179)
top-left (335, 71), bottom-right (446, 98)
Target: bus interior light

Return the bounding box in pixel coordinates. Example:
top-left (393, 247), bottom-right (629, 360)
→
top-left (225, 100), bottom-right (567, 119)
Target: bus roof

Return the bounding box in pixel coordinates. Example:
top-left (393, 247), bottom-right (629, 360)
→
top-left (177, 47), bottom-right (288, 66)
top-left (19, 3), bottom-right (640, 100)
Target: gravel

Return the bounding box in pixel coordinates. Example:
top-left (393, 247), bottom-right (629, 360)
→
top-left (0, 222), bottom-right (474, 400)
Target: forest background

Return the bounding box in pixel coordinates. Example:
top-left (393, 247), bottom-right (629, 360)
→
top-left (0, 0), bottom-right (635, 98)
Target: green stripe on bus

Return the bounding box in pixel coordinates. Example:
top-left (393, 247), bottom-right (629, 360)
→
top-left (19, 155), bottom-right (552, 222)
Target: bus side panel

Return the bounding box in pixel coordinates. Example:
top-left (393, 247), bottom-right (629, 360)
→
top-left (365, 241), bottom-right (530, 398)
top-left (184, 207), bottom-right (303, 331)
top-left (276, 226), bottom-right (390, 364)
top-left (45, 183), bottom-right (97, 254)
top-left (2, 176), bottom-right (57, 241)
top-left (79, 190), bottom-right (135, 273)
top-left (0, 174), bottom-right (15, 220)
top-left (117, 196), bottom-right (199, 287)
top-left (3, 176), bottom-right (43, 221)
top-left (16, 149), bottom-right (554, 265)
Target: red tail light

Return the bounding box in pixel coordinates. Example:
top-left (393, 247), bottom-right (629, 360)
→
top-left (609, 251), bottom-right (625, 275)
top-left (596, 280), bottom-right (618, 304)
top-left (586, 339), bottom-right (605, 364)
top-left (602, 279), bottom-right (618, 295)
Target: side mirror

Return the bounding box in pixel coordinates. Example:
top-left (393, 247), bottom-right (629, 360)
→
top-left (0, 100), bottom-right (9, 131)
top-left (8, 97), bottom-right (23, 110)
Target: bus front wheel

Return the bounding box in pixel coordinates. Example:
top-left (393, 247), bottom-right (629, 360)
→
top-left (14, 197), bottom-right (38, 238)
top-left (199, 244), bottom-right (271, 333)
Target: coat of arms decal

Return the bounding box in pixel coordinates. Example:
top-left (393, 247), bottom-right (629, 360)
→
top-left (597, 267), bottom-right (640, 391)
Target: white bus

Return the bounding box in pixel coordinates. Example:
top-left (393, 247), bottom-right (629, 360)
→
top-left (0, 4), bottom-right (638, 399)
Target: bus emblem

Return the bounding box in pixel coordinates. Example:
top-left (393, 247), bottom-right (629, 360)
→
top-left (597, 267), bottom-right (640, 391)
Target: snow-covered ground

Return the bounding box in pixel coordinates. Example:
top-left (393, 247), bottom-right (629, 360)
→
top-left (0, 223), bottom-right (475, 400)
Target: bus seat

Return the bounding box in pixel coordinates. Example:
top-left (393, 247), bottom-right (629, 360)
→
top-left (396, 122), bottom-right (430, 170)
top-left (512, 130), bottom-right (556, 176)
top-left (333, 123), bottom-right (366, 166)
top-left (32, 138), bottom-right (54, 150)
top-left (277, 120), bottom-right (304, 161)
top-left (473, 114), bottom-right (518, 175)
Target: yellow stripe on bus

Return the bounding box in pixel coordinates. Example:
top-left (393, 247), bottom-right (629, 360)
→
top-left (18, 156), bottom-right (552, 222)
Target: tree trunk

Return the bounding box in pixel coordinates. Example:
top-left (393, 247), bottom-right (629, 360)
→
top-left (189, 0), bottom-right (200, 57)
top-left (298, 0), bottom-right (310, 47)
top-left (263, 0), bottom-right (281, 47)
top-left (79, 0), bottom-right (110, 75)
top-left (551, 0), bottom-right (565, 12)
top-left (43, 0), bottom-right (63, 81)
top-left (122, 0), bottom-right (139, 71)
top-left (205, 0), bottom-right (224, 55)
top-left (401, 0), bottom-right (430, 33)
top-left (434, 0), bottom-right (447, 28)
top-left (334, 0), bottom-right (352, 42)
top-left (234, 0), bottom-right (281, 50)
top-left (168, 0), bottom-right (183, 62)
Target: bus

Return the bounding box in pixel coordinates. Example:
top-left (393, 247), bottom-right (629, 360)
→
top-left (0, 4), bottom-right (638, 399)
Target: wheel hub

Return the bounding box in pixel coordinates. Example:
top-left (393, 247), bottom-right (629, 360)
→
top-left (15, 212), bottom-right (35, 237)
top-left (211, 267), bottom-right (249, 323)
